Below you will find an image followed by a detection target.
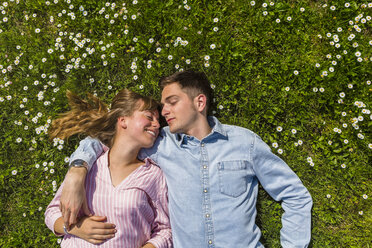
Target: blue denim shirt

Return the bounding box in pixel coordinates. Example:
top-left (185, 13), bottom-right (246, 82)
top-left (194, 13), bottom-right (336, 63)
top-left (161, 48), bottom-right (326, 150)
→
top-left (70, 117), bottom-right (312, 248)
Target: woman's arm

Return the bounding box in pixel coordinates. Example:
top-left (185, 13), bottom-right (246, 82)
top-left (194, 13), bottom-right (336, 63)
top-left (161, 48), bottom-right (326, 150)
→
top-left (53, 216), bottom-right (117, 245)
top-left (142, 243), bottom-right (156, 248)
top-left (45, 178), bottom-right (116, 244)
top-left (146, 171), bottom-right (173, 248)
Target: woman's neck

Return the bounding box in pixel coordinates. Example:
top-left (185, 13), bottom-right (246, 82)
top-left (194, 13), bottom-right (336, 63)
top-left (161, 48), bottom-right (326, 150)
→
top-left (108, 138), bottom-right (141, 169)
top-left (107, 139), bottom-right (143, 187)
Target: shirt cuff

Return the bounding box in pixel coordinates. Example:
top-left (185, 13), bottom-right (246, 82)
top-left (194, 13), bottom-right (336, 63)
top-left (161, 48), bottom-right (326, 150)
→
top-left (69, 151), bottom-right (96, 170)
top-left (45, 212), bottom-right (63, 236)
top-left (147, 236), bottom-right (171, 248)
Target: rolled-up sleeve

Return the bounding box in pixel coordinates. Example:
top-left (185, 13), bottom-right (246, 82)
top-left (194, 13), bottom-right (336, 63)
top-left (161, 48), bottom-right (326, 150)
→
top-left (69, 136), bottom-right (106, 170)
top-left (252, 134), bottom-right (313, 248)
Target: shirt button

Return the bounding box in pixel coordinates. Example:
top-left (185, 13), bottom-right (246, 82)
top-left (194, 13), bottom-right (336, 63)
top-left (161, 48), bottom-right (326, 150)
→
top-left (206, 214), bottom-right (210, 218)
top-left (204, 189), bottom-right (208, 193)
top-left (208, 240), bottom-right (212, 244)
top-left (201, 143), bottom-right (205, 147)
top-left (203, 165), bottom-right (207, 169)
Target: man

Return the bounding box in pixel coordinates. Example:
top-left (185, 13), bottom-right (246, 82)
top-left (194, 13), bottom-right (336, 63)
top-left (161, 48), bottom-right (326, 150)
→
top-left (61, 70), bottom-right (312, 247)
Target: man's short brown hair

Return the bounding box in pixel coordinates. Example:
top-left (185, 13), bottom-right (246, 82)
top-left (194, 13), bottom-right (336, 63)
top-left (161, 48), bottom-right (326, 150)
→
top-left (159, 70), bottom-right (213, 114)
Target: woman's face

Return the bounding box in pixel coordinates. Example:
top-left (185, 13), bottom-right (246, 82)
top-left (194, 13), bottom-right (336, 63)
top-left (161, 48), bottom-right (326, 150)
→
top-left (125, 109), bottom-right (160, 148)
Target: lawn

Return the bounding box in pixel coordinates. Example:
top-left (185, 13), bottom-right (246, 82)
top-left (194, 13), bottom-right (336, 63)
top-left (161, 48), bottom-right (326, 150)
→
top-left (0, 0), bottom-right (370, 247)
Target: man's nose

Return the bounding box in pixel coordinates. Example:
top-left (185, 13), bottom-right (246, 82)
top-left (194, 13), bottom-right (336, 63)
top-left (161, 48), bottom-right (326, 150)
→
top-left (161, 105), bottom-right (169, 117)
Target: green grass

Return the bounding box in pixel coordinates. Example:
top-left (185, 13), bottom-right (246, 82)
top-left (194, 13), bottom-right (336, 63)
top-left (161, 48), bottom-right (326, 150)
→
top-left (0, 0), bottom-right (371, 247)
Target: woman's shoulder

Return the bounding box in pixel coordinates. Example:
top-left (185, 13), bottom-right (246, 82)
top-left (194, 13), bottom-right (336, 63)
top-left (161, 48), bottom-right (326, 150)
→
top-left (144, 160), bottom-right (165, 186)
top-left (96, 150), bottom-right (109, 166)
top-left (136, 158), bottom-right (166, 192)
top-left (144, 157), bottom-right (163, 173)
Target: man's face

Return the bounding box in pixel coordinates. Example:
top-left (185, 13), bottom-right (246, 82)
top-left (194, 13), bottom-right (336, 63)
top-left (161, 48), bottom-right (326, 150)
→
top-left (161, 83), bottom-right (199, 134)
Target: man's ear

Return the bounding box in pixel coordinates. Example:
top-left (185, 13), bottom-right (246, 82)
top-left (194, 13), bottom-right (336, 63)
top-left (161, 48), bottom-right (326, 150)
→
top-left (194, 94), bottom-right (207, 113)
top-left (118, 116), bottom-right (127, 129)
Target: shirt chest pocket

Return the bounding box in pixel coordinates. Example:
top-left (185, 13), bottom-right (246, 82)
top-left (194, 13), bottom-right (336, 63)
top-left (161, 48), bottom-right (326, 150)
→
top-left (217, 160), bottom-right (250, 197)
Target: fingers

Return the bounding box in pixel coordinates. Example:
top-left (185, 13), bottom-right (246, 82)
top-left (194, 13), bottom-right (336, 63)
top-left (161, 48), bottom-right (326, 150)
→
top-left (86, 221), bottom-right (116, 244)
top-left (91, 227), bottom-right (117, 236)
top-left (63, 208), bottom-right (78, 230)
top-left (93, 223), bottom-right (116, 230)
top-left (87, 237), bottom-right (114, 245)
top-left (89, 216), bottom-right (107, 222)
top-left (90, 233), bottom-right (116, 241)
top-left (59, 201), bottom-right (63, 213)
top-left (89, 218), bottom-right (116, 231)
top-left (68, 208), bottom-right (78, 227)
top-left (88, 239), bottom-right (104, 245)
top-left (60, 167), bottom-right (87, 228)
top-left (60, 200), bottom-right (68, 226)
top-left (61, 202), bottom-right (80, 229)
top-left (63, 209), bottom-right (71, 230)
top-left (86, 215), bottom-right (116, 231)
top-left (82, 198), bottom-right (92, 216)
top-left (76, 216), bottom-right (116, 244)
top-left (89, 228), bottom-right (117, 243)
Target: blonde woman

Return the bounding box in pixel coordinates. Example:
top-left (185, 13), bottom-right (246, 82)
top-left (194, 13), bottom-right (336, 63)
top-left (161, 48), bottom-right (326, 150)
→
top-left (45, 89), bottom-right (172, 248)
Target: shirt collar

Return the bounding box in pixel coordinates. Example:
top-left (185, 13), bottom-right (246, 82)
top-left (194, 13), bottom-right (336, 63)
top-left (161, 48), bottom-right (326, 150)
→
top-left (102, 149), bottom-right (154, 168)
top-left (143, 157), bottom-right (156, 167)
top-left (207, 116), bottom-right (227, 137)
top-left (175, 116), bottom-right (227, 146)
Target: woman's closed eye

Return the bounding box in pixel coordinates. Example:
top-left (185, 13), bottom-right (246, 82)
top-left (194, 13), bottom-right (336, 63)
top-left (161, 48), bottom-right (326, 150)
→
top-left (145, 114), bottom-right (153, 120)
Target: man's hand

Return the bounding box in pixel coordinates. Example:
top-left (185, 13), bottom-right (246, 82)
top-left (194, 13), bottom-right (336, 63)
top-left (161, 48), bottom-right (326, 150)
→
top-left (69, 216), bottom-right (117, 245)
top-left (60, 167), bottom-right (91, 229)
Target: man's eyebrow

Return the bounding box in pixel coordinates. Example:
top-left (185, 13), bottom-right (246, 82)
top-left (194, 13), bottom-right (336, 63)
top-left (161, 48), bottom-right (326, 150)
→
top-left (161, 95), bottom-right (178, 104)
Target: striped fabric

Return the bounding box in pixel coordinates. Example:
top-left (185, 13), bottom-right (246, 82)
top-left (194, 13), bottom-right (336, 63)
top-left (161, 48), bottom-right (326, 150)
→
top-left (45, 151), bottom-right (172, 248)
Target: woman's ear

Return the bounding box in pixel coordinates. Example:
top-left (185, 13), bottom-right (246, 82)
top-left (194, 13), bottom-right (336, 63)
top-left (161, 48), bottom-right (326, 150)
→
top-left (118, 116), bottom-right (127, 129)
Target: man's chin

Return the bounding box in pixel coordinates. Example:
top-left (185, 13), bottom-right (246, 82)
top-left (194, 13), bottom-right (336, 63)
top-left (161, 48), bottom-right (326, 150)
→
top-left (168, 125), bottom-right (181, 134)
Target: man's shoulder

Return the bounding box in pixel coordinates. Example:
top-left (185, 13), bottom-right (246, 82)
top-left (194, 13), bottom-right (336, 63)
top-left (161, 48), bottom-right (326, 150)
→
top-left (222, 123), bottom-right (270, 151)
top-left (221, 122), bottom-right (257, 138)
top-left (210, 116), bottom-right (257, 137)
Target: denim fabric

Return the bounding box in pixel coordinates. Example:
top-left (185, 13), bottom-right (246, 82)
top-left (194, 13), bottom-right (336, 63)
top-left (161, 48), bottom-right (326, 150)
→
top-left (70, 117), bottom-right (312, 248)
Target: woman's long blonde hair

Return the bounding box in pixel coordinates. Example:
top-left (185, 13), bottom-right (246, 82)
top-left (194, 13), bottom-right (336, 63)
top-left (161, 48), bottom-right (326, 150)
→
top-left (49, 89), bottom-right (159, 148)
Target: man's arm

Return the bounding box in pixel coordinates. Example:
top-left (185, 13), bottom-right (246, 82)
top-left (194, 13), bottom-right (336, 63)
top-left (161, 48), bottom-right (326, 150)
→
top-left (61, 137), bottom-right (106, 229)
top-left (69, 136), bottom-right (107, 168)
top-left (252, 135), bottom-right (313, 248)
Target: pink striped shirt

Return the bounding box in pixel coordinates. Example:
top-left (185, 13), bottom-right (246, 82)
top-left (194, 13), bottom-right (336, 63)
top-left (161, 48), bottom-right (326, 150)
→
top-left (45, 151), bottom-right (172, 248)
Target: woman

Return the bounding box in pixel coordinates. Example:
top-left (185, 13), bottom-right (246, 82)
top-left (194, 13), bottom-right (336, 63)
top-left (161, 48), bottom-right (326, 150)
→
top-left (45, 89), bottom-right (172, 248)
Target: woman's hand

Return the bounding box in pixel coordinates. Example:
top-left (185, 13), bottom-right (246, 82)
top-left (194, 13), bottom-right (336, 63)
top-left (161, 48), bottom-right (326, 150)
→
top-left (141, 243), bottom-right (156, 248)
top-left (69, 216), bottom-right (117, 245)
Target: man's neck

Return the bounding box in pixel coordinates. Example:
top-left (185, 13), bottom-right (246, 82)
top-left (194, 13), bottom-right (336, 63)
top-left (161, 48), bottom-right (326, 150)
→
top-left (185, 117), bottom-right (212, 141)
